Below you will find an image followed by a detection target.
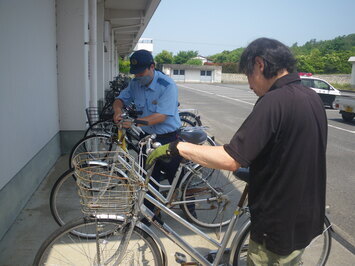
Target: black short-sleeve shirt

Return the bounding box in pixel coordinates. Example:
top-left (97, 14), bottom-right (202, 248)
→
top-left (224, 73), bottom-right (327, 255)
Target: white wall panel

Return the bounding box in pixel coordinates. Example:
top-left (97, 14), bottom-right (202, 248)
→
top-left (57, 0), bottom-right (89, 130)
top-left (0, 0), bottom-right (59, 189)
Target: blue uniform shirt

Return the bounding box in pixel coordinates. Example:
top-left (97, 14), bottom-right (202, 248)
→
top-left (117, 70), bottom-right (181, 134)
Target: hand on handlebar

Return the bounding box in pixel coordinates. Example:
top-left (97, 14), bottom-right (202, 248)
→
top-left (113, 108), bottom-right (123, 123)
top-left (145, 141), bottom-right (180, 170)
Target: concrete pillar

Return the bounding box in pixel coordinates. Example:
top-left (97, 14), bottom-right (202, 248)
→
top-left (57, 0), bottom-right (89, 131)
top-left (349, 57), bottom-right (355, 88)
top-left (104, 21), bottom-right (112, 91)
top-left (97, 1), bottom-right (105, 104)
top-left (88, 0), bottom-right (98, 108)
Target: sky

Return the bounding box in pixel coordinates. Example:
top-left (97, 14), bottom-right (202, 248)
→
top-left (141, 0), bottom-right (355, 57)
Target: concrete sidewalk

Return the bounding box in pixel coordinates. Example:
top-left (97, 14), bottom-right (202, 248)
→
top-left (0, 155), bottom-right (354, 265)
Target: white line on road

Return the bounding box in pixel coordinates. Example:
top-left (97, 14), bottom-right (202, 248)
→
top-left (328, 124), bottom-right (355, 134)
top-left (179, 84), bottom-right (255, 105)
top-left (179, 84), bottom-right (355, 134)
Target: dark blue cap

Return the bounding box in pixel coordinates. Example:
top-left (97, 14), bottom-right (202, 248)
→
top-left (130, 50), bottom-right (155, 74)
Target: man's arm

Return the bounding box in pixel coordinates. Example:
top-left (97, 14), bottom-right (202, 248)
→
top-left (137, 113), bottom-right (167, 126)
top-left (113, 99), bottom-right (124, 123)
top-left (177, 142), bottom-right (240, 171)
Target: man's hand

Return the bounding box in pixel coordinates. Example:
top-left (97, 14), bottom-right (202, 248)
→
top-left (146, 141), bottom-right (179, 169)
top-left (113, 109), bottom-right (123, 123)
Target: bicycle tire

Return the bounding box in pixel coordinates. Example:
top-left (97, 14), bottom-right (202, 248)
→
top-left (50, 165), bottom-right (131, 238)
top-left (179, 111), bottom-right (202, 127)
top-left (34, 217), bottom-right (163, 266)
top-left (49, 169), bottom-right (83, 230)
top-left (232, 216), bottom-right (332, 266)
top-left (180, 166), bottom-right (247, 228)
top-left (84, 119), bottom-right (115, 137)
top-left (69, 135), bottom-right (118, 168)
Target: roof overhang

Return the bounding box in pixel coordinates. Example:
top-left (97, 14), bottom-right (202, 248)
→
top-left (104, 0), bottom-right (160, 57)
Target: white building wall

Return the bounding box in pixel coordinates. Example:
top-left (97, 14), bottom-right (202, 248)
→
top-left (185, 69), bottom-right (201, 82)
top-left (0, 0), bottom-right (59, 189)
top-left (57, 0), bottom-right (89, 130)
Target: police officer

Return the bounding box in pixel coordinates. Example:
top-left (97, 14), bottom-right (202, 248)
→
top-left (113, 49), bottom-right (182, 212)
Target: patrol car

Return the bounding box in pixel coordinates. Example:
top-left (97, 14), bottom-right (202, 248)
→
top-left (300, 73), bottom-right (341, 108)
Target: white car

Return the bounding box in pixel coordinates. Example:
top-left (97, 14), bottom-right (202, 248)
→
top-left (300, 75), bottom-right (341, 108)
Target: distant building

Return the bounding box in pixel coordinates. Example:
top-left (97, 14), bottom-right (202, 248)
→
top-left (134, 38), bottom-right (153, 53)
top-left (162, 64), bottom-right (222, 83)
top-left (191, 55), bottom-right (212, 64)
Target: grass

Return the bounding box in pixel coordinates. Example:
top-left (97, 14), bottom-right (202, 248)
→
top-left (331, 83), bottom-right (355, 92)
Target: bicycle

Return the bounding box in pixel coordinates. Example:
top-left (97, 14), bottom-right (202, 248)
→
top-left (84, 108), bottom-right (206, 139)
top-left (50, 117), bottom-right (243, 232)
top-left (35, 151), bottom-right (332, 265)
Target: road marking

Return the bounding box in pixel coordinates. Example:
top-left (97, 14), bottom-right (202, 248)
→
top-left (328, 124), bottom-right (355, 134)
top-left (179, 84), bottom-right (255, 106)
top-left (179, 84), bottom-right (355, 134)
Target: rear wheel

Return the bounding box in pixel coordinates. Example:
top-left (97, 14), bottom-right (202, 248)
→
top-left (180, 167), bottom-right (247, 228)
top-left (34, 218), bottom-right (163, 266)
top-left (233, 217), bottom-right (332, 265)
top-left (84, 119), bottom-right (115, 137)
top-left (179, 111), bottom-right (202, 127)
top-left (49, 169), bottom-right (80, 228)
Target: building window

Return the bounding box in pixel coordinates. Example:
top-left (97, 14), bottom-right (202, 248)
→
top-left (201, 70), bottom-right (212, 76)
top-left (173, 69), bottom-right (185, 75)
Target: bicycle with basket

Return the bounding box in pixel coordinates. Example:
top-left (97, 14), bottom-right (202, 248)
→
top-left (35, 137), bottom-right (332, 265)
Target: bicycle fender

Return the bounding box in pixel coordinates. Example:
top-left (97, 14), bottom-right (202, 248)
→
top-left (228, 218), bottom-right (251, 265)
top-left (136, 222), bottom-right (168, 265)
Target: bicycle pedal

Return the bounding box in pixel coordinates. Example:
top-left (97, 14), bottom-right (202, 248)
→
top-left (205, 248), bottom-right (231, 263)
top-left (175, 252), bottom-right (187, 264)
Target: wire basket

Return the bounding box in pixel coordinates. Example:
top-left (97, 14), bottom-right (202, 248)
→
top-left (85, 107), bottom-right (113, 126)
top-left (72, 151), bottom-right (142, 216)
top-left (85, 107), bottom-right (101, 126)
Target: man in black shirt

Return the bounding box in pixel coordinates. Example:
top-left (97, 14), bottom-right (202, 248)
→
top-left (147, 38), bottom-right (327, 265)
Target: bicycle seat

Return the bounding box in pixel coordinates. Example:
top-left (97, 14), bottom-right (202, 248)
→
top-left (233, 167), bottom-right (250, 183)
top-left (178, 128), bottom-right (207, 145)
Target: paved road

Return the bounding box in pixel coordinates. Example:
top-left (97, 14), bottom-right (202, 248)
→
top-left (177, 83), bottom-right (355, 247)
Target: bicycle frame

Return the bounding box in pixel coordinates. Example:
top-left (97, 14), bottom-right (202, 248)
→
top-left (133, 179), bottom-right (250, 266)
top-left (87, 149), bottom-right (249, 265)
top-left (112, 124), bottom-right (223, 215)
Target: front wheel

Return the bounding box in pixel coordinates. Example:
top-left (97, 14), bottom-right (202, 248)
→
top-left (232, 216), bottom-right (332, 266)
top-left (69, 135), bottom-right (118, 168)
top-left (180, 167), bottom-right (247, 228)
top-left (34, 217), bottom-right (163, 266)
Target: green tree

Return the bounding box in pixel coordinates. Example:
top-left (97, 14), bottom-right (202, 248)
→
top-left (154, 50), bottom-right (174, 64)
top-left (186, 58), bottom-right (203, 65)
top-left (296, 55), bottom-right (315, 73)
top-left (173, 50), bottom-right (198, 64)
top-left (209, 48), bottom-right (244, 63)
top-left (308, 49), bottom-right (325, 73)
top-left (119, 58), bottom-right (130, 73)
